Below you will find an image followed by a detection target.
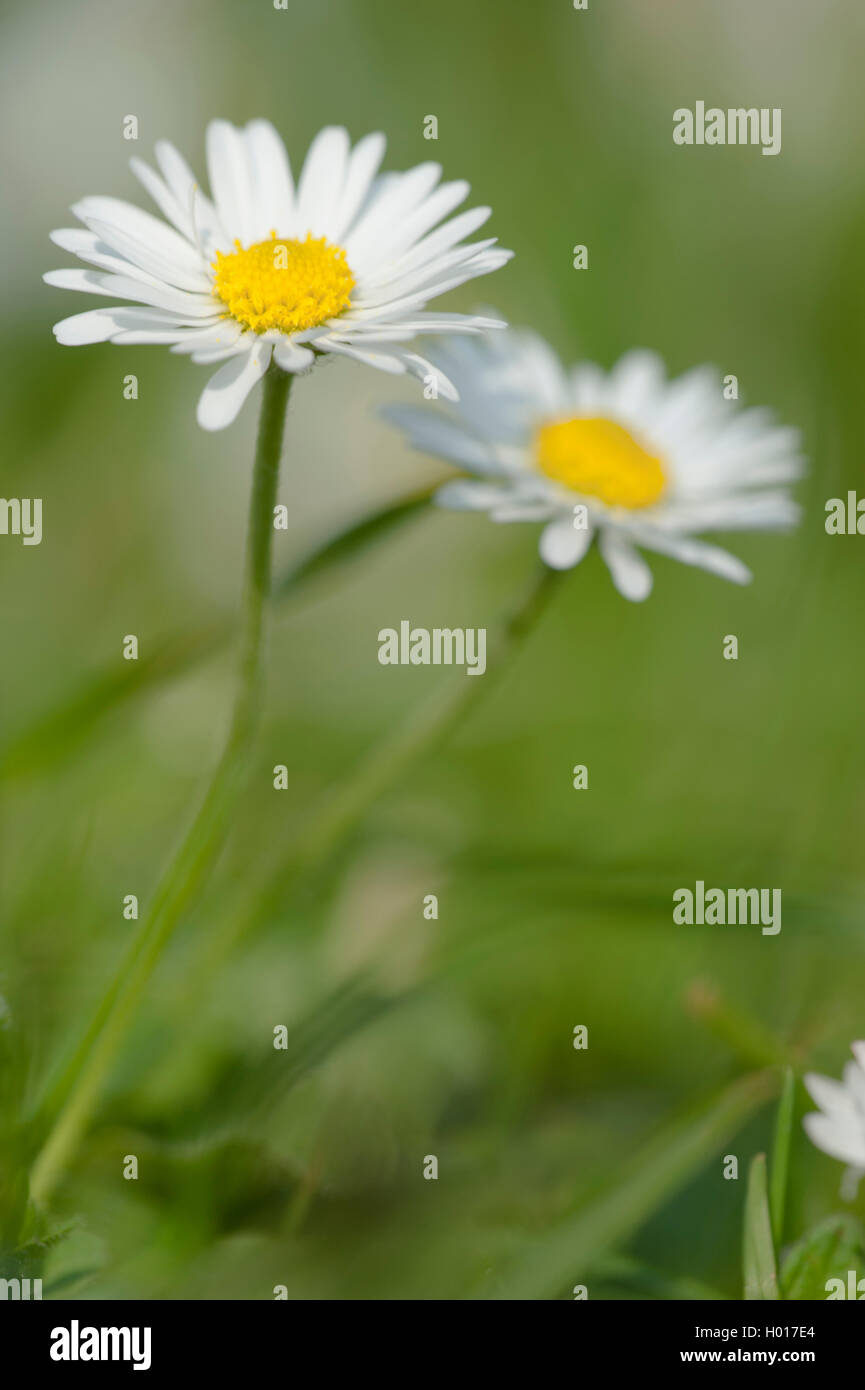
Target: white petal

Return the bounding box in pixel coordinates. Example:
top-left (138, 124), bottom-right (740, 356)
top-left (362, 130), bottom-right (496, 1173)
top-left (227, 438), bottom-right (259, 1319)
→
top-left (152, 145), bottom-right (229, 259)
top-left (539, 517), bottom-right (594, 570)
top-left (328, 326), bottom-right (417, 343)
top-left (492, 501), bottom-right (556, 523)
top-left (52, 305), bottom-right (220, 345)
top-left (329, 132), bottom-right (386, 241)
top-left (376, 180), bottom-right (470, 266)
top-left (352, 240), bottom-right (499, 310)
top-left (599, 531), bottom-right (653, 601)
top-left (130, 155), bottom-right (193, 240)
top-left (244, 119), bottom-right (295, 239)
top-left (191, 185), bottom-right (231, 262)
top-left (401, 352), bottom-right (459, 401)
top-left (295, 126), bottom-right (350, 237)
top-left (383, 406), bottom-right (497, 471)
top-left (169, 320), bottom-right (243, 355)
top-left (435, 480), bottom-right (515, 511)
top-left (803, 1112), bottom-right (865, 1168)
top-left (51, 308), bottom-right (127, 345)
top-left (51, 228), bottom-right (152, 279)
top-left (272, 339), bottom-right (315, 372)
top-left (629, 529), bottom-right (752, 585)
top-left (512, 331), bottom-right (570, 415)
top-left (51, 228), bottom-right (214, 302)
top-left (350, 250), bottom-right (513, 323)
top-left (657, 492), bottom-right (800, 534)
top-left (71, 195), bottom-right (204, 278)
top-left (570, 363), bottom-right (609, 413)
top-left (608, 349), bottom-right (667, 421)
top-left (44, 268), bottom-right (219, 317)
top-left (191, 343), bottom-right (252, 364)
top-left (196, 339), bottom-right (272, 431)
top-left (804, 1072), bottom-right (860, 1122)
top-left (86, 216), bottom-right (212, 293)
top-left (155, 140), bottom-right (202, 225)
top-left (652, 366), bottom-right (725, 448)
top-left (206, 119), bottom-right (256, 246)
top-left (367, 206), bottom-right (493, 288)
top-left (339, 313), bottom-right (503, 336)
top-left (113, 327), bottom-right (212, 345)
top-left (318, 339), bottom-right (407, 374)
top-left (843, 1060), bottom-right (865, 1114)
top-left (344, 163), bottom-right (442, 272)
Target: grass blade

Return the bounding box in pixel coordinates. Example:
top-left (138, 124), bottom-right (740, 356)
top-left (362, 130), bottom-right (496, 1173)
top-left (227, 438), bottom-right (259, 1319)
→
top-left (483, 1070), bottom-right (775, 1300)
top-left (743, 1152), bottom-right (780, 1299)
top-left (769, 1067), bottom-right (795, 1246)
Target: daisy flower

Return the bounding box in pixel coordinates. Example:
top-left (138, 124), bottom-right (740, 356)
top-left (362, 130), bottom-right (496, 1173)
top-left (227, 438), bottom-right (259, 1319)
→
top-left (385, 329), bottom-right (803, 600)
top-left (804, 1043), bottom-right (865, 1197)
top-left (44, 121), bottom-right (512, 430)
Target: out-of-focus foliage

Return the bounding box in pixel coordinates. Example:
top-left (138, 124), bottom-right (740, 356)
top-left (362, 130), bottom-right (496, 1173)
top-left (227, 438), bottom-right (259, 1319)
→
top-left (2, 0), bottom-right (864, 1298)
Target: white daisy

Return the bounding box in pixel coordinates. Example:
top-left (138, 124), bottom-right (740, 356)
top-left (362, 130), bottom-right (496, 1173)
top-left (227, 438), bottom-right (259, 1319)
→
top-left (45, 121), bottom-right (513, 430)
top-left (804, 1044), bottom-right (865, 1190)
top-left (385, 329), bottom-right (804, 600)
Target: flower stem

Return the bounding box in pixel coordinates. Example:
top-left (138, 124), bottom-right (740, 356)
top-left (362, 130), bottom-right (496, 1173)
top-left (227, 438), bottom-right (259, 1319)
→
top-left (29, 367), bottom-right (293, 1206)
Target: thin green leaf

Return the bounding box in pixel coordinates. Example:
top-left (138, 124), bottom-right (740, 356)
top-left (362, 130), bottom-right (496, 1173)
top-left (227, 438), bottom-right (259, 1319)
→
top-left (274, 486), bottom-right (434, 598)
top-left (481, 1070), bottom-right (775, 1300)
top-left (780, 1213), bottom-right (865, 1299)
top-left (743, 1153), bottom-right (779, 1300)
top-left (769, 1067), bottom-right (795, 1245)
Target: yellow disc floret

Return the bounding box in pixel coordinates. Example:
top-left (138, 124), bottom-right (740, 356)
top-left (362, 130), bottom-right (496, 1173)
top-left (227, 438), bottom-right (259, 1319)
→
top-left (535, 416), bottom-right (666, 509)
top-left (212, 232), bottom-right (355, 335)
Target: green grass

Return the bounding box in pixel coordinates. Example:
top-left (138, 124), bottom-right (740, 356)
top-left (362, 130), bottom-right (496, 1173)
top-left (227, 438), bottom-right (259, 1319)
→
top-left (2, 0), bottom-right (864, 1299)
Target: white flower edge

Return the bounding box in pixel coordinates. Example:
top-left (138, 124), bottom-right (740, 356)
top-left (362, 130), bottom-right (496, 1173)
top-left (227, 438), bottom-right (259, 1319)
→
top-left (384, 328), bottom-right (805, 600)
top-left (804, 1041), bottom-right (865, 1170)
top-left (45, 120), bottom-right (513, 429)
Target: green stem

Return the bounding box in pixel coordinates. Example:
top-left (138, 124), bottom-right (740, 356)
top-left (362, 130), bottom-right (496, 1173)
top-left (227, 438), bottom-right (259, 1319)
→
top-left (29, 367), bottom-right (293, 1205)
top-left (685, 979), bottom-right (793, 1070)
top-left (769, 1066), bottom-right (796, 1246)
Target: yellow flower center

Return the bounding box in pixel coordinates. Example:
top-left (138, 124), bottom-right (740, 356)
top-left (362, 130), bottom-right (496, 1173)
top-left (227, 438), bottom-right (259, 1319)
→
top-left (211, 232), bottom-right (355, 334)
top-left (535, 416), bottom-right (666, 509)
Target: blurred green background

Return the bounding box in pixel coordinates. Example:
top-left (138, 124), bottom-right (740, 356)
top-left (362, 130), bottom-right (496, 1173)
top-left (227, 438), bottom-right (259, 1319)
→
top-left (2, 0), bottom-right (865, 1299)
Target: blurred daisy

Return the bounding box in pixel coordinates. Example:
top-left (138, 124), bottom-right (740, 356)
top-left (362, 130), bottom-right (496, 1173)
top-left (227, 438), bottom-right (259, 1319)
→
top-left (45, 121), bottom-right (512, 430)
top-left (385, 330), bottom-right (803, 600)
top-left (804, 1043), bottom-right (865, 1197)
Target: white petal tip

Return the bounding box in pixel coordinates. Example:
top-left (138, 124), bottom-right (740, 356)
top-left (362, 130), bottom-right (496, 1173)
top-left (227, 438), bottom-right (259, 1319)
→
top-left (427, 380), bottom-right (459, 403)
top-left (195, 406), bottom-right (230, 433)
top-left (802, 1074), bottom-right (824, 1104)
